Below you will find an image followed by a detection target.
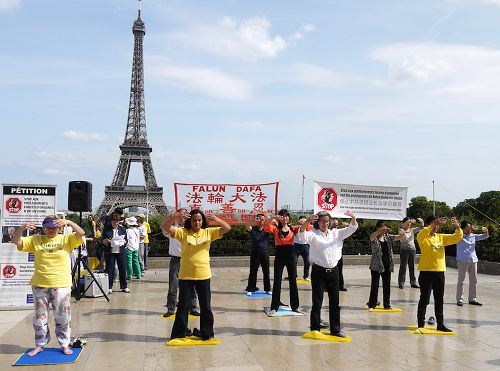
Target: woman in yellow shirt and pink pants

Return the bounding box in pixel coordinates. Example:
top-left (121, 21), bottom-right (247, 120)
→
top-left (11, 216), bottom-right (85, 356)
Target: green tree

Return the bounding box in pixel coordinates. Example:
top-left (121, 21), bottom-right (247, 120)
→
top-left (407, 196), bottom-right (451, 218)
top-left (453, 191), bottom-right (500, 221)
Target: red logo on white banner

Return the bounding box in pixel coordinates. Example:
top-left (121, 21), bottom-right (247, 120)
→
top-left (317, 188), bottom-right (337, 211)
top-left (2, 265), bottom-right (16, 278)
top-left (6, 198), bottom-right (22, 213)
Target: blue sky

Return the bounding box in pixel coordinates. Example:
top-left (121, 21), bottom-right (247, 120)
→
top-left (1, 0), bottom-right (499, 212)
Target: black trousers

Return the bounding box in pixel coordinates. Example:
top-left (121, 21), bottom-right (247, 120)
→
top-left (106, 252), bottom-right (127, 290)
top-left (398, 250), bottom-right (417, 286)
top-left (417, 271), bottom-right (445, 327)
top-left (311, 264), bottom-right (340, 334)
top-left (246, 249), bottom-right (271, 292)
top-left (294, 243), bottom-right (310, 279)
top-left (271, 246), bottom-right (299, 311)
top-left (338, 257), bottom-right (345, 288)
top-left (171, 279), bottom-right (214, 340)
top-left (368, 268), bottom-right (391, 308)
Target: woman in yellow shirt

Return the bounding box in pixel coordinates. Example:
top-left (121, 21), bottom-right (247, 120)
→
top-left (416, 215), bottom-right (463, 332)
top-left (161, 209), bottom-right (231, 340)
top-left (11, 216), bottom-right (85, 356)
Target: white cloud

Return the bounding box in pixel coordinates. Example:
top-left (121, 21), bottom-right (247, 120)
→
top-left (325, 155), bottom-right (343, 163)
top-left (286, 63), bottom-right (352, 87)
top-left (370, 42), bottom-right (500, 105)
top-left (150, 64), bottom-right (252, 100)
top-left (288, 24), bottom-right (316, 41)
top-left (482, 0), bottom-right (500, 6)
top-left (0, 0), bottom-right (21, 12)
top-left (42, 168), bottom-right (73, 177)
top-left (35, 150), bottom-right (76, 162)
top-left (167, 16), bottom-right (312, 61)
top-left (62, 131), bottom-right (105, 141)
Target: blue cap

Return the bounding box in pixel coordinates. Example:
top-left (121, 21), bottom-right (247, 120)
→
top-left (42, 217), bottom-right (58, 229)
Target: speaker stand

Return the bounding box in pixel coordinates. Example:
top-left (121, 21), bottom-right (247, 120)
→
top-left (71, 212), bottom-right (110, 302)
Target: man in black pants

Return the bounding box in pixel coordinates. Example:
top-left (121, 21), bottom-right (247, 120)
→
top-left (293, 216), bottom-right (311, 281)
top-left (416, 215), bottom-right (463, 332)
top-left (330, 219), bottom-right (348, 291)
top-left (245, 214), bottom-right (271, 294)
top-left (299, 211), bottom-right (358, 338)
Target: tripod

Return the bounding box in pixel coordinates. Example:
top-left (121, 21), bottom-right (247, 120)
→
top-left (71, 212), bottom-right (110, 302)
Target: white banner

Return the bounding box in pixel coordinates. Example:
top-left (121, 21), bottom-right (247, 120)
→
top-left (0, 243), bottom-right (35, 309)
top-left (314, 181), bottom-right (407, 221)
top-left (174, 182), bottom-right (279, 224)
top-left (2, 184), bottom-right (57, 227)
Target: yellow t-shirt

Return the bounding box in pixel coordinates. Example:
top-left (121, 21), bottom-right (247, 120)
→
top-left (91, 220), bottom-right (102, 239)
top-left (417, 226), bottom-right (463, 272)
top-left (143, 221), bottom-right (151, 244)
top-left (20, 233), bottom-right (84, 287)
top-left (174, 227), bottom-right (222, 280)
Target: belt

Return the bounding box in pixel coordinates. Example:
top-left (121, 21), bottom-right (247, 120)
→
top-left (314, 264), bottom-right (337, 273)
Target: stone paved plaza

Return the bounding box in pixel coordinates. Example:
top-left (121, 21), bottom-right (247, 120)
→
top-left (1, 265), bottom-right (499, 370)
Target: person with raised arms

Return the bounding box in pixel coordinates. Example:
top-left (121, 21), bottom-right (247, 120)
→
top-left (162, 208), bottom-right (200, 317)
top-left (161, 209), bottom-right (231, 341)
top-left (11, 216), bottom-right (85, 356)
top-left (398, 217), bottom-right (424, 289)
top-left (456, 221), bottom-right (489, 307)
top-left (416, 215), bottom-right (463, 332)
top-left (263, 209), bottom-right (305, 316)
top-left (244, 213), bottom-right (271, 295)
top-left (299, 211), bottom-right (358, 338)
top-left (367, 221), bottom-right (405, 310)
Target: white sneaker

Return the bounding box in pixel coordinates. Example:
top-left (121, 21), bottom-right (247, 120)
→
top-left (108, 289), bottom-right (112, 294)
top-left (246, 292), bottom-right (252, 296)
top-left (266, 291), bottom-right (272, 295)
top-left (122, 288), bottom-right (130, 293)
top-left (304, 277), bottom-right (311, 281)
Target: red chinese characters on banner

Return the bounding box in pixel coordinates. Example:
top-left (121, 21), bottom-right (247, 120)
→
top-left (174, 182), bottom-right (279, 224)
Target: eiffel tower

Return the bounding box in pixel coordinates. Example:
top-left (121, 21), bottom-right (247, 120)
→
top-left (96, 1), bottom-right (168, 219)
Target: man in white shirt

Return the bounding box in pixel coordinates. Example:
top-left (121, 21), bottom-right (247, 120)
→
top-left (299, 211), bottom-right (358, 338)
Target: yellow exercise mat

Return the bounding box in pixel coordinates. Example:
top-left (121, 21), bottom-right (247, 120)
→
top-left (407, 325), bottom-right (456, 335)
top-left (296, 278), bottom-right (311, 284)
top-left (165, 337), bottom-right (220, 346)
top-left (302, 330), bottom-right (351, 343)
top-left (160, 313), bottom-right (199, 321)
top-left (365, 306), bottom-right (402, 313)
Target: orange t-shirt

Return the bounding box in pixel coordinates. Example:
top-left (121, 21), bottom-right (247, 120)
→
top-left (264, 223), bottom-right (296, 246)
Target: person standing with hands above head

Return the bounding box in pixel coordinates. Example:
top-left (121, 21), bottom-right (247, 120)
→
top-left (456, 221), bottom-right (489, 307)
top-left (162, 208), bottom-right (200, 317)
top-left (162, 209), bottom-right (231, 341)
top-left (263, 209), bottom-right (305, 316)
top-left (398, 217), bottom-right (424, 289)
top-left (416, 215), bottom-right (463, 332)
top-left (10, 216), bottom-right (85, 356)
top-left (367, 221), bottom-right (405, 310)
top-left (299, 211), bottom-right (358, 338)
top-left (244, 213), bottom-right (271, 295)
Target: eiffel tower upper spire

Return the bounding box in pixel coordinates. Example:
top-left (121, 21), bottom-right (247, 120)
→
top-left (124, 0), bottom-right (147, 147)
top-left (96, 2), bottom-right (168, 218)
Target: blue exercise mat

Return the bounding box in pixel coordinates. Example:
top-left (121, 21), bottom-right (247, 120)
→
top-left (242, 291), bottom-right (272, 298)
top-left (13, 347), bottom-right (83, 366)
top-left (263, 306), bottom-right (305, 317)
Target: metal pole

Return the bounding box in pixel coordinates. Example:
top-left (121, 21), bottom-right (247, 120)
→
top-left (432, 180), bottom-right (436, 215)
top-left (301, 175), bottom-right (305, 212)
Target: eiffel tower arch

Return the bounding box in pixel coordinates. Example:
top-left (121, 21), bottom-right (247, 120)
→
top-left (96, 3), bottom-right (168, 219)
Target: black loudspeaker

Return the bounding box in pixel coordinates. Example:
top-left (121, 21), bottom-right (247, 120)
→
top-left (68, 181), bottom-right (92, 212)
